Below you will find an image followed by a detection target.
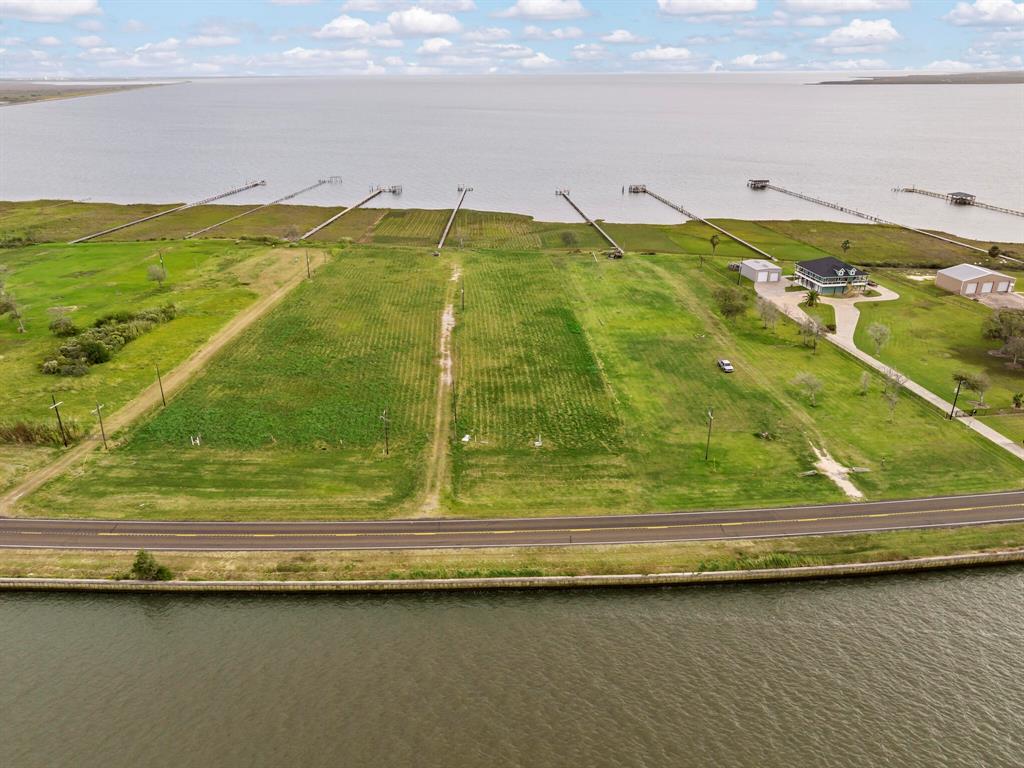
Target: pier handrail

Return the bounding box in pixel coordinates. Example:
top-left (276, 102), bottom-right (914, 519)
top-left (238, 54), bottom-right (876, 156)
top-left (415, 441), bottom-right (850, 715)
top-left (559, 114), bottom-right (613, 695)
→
top-left (186, 179), bottom-right (331, 239)
top-left (437, 186), bottom-right (472, 250)
top-left (556, 190), bottom-right (623, 255)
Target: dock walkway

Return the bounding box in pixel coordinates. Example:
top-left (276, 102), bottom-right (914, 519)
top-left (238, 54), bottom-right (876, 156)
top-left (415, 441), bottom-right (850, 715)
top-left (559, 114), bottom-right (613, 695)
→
top-left (69, 180), bottom-right (266, 244)
top-left (186, 177), bottom-right (340, 239)
top-left (556, 189), bottom-right (623, 256)
top-left (300, 185), bottom-right (400, 241)
top-left (894, 186), bottom-right (1024, 219)
top-left (436, 186), bottom-right (472, 251)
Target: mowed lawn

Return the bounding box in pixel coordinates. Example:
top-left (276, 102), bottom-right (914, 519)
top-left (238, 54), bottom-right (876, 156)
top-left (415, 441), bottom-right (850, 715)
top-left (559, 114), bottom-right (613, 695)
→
top-left (854, 271), bottom-right (1022, 411)
top-left (0, 241), bottom-right (268, 428)
top-left (24, 247), bottom-right (450, 520)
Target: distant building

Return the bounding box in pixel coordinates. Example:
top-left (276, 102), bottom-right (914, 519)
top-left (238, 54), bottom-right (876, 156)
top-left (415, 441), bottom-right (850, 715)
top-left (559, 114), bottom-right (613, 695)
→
top-left (935, 264), bottom-right (1015, 297)
top-left (740, 259), bottom-right (782, 284)
top-left (794, 257), bottom-right (869, 296)
top-left (948, 192), bottom-right (976, 206)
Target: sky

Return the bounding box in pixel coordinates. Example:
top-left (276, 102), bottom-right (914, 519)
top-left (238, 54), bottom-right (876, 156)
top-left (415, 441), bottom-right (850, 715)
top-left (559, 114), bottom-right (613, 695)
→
top-left (1, 0), bottom-right (1022, 78)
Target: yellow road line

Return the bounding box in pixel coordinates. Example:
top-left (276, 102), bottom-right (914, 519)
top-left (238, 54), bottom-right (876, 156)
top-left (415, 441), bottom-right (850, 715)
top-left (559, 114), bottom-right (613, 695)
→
top-left (18, 502), bottom-right (1018, 540)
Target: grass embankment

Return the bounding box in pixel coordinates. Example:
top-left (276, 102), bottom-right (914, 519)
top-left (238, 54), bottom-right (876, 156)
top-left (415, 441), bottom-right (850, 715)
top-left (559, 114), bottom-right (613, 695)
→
top-left (2, 524), bottom-right (1023, 581)
top-left (854, 271), bottom-right (1021, 411)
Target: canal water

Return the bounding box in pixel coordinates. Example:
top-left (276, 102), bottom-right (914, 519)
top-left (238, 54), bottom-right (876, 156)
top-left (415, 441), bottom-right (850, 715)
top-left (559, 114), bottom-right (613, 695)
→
top-left (2, 568), bottom-right (1022, 767)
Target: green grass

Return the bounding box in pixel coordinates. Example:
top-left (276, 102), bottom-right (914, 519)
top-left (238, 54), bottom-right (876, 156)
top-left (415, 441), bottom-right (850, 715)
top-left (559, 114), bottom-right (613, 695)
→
top-left (23, 247), bottom-right (448, 519)
top-left (0, 240), bottom-right (268, 428)
top-left (853, 271), bottom-right (1022, 411)
top-left (802, 300), bottom-right (836, 329)
top-left (373, 209), bottom-right (452, 246)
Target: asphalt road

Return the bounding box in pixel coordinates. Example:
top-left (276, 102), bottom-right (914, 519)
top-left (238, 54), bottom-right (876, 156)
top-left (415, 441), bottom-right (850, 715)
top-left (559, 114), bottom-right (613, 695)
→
top-left (0, 491), bottom-right (1022, 551)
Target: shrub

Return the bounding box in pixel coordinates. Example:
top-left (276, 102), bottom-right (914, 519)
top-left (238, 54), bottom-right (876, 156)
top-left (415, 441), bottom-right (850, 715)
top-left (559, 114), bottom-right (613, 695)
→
top-left (41, 304), bottom-right (175, 376)
top-left (127, 550), bottom-right (173, 581)
top-left (48, 316), bottom-right (79, 337)
top-left (0, 420), bottom-right (83, 445)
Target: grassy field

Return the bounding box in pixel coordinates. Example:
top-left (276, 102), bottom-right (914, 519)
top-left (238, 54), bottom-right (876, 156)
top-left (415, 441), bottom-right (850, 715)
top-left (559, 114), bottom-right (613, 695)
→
top-left (2, 522), bottom-right (1023, 581)
top-left (854, 271), bottom-right (1021, 411)
top-left (0, 240), bottom-right (280, 429)
top-left (22, 247), bottom-right (449, 519)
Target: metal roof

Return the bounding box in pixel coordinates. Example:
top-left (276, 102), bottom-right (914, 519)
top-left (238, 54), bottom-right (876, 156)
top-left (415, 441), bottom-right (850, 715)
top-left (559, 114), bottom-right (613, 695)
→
top-left (742, 259), bottom-right (780, 271)
top-left (937, 263), bottom-right (1011, 282)
top-left (797, 257), bottom-right (866, 278)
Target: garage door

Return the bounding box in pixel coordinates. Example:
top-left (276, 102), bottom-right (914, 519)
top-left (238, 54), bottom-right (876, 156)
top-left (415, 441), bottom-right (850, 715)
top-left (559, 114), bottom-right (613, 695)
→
top-left (965, 283), bottom-right (977, 294)
top-left (997, 281), bottom-right (1010, 292)
top-left (757, 272), bottom-right (768, 282)
top-left (981, 282), bottom-right (993, 294)
top-left (769, 272), bottom-right (780, 282)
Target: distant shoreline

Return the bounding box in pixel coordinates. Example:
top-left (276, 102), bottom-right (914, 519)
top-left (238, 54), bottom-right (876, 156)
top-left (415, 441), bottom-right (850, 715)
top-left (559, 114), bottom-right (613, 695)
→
top-left (0, 81), bottom-right (181, 107)
top-left (819, 71), bottom-right (1024, 85)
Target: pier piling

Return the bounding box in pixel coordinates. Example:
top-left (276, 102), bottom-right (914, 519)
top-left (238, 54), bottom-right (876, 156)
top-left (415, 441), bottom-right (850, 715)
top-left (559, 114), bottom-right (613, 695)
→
top-left (556, 189), bottom-right (623, 257)
top-left (632, 185), bottom-right (775, 260)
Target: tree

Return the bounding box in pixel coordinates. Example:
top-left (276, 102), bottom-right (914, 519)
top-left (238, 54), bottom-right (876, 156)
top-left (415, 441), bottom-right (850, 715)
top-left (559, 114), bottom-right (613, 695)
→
top-left (127, 549), bottom-right (173, 581)
top-left (867, 322), bottom-right (891, 356)
top-left (1014, 392), bottom-right (1023, 409)
top-left (710, 233), bottom-right (720, 258)
top-left (966, 372), bottom-right (991, 407)
top-left (988, 245), bottom-right (1002, 258)
top-left (800, 318), bottom-right (824, 353)
top-left (805, 289), bottom-right (820, 307)
top-left (793, 372), bottom-right (823, 406)
top-left (147, 264), bottom-right (167, 288)
top-left (859, 371), bottom-right (871, 396)
top-left (1005, 337), bottom-right (1024, 366)
top-left (983, 309), bottom-right (1024, 343)
top-left (560, 231), bottom-right (578, 247)
top-left (713, 286), bottom-right (750, 322)
top-left (841, 239), bottom-right (852, 256)
top-left (757, 297), bottom-right (780, 331)
top-left (883, 370), bottom-right (906, 422)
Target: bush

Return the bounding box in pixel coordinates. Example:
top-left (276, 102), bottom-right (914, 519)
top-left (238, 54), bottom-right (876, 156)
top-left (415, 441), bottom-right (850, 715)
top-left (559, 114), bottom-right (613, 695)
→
top-left (48, 316), bottom-right (79, 337)
top-left (0, 420), bottom-right (83, 445)
top-left (41, 304), bottom-right (175, 376)
top-left (127, 550), bottom-right (173, 581)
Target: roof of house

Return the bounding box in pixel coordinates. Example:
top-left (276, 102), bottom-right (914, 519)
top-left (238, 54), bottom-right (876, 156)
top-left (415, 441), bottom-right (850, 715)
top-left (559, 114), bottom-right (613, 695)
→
top-left (797, 257), bottom-right (867, 278)
top-left (937, 263), bottom-right (1013, 282)
top-left (742, 259), bottom-right (780, 271)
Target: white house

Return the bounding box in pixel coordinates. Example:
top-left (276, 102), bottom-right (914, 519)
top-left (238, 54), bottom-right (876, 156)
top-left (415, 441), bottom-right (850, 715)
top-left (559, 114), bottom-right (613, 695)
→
top-left (740, 259), bottom-right (782, 284)
top-left (935, 264), bottom-right (1016, 297)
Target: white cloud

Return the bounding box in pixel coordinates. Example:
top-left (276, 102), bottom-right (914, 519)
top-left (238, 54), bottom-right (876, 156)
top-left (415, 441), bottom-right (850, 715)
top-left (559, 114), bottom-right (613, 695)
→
top-left (731, 50), bottom-right (786, 67)
top-left (924, 59), bottom-right (976, 71)
top-left (73, 34), bottom-right (104, 47)
top-left (135, 38), bottom-right (181, 53)
top-left (658, 0), bottom-right (757, 15)
top-left (631, 45), bottom-right (693, 61)
top-left (384, 55), bottom-right (405, 65)
top-left (121, 20), bottom-right (148, 33)
top-left (795, 15), bottom-right (840, 27)
top-left (77, 18), bottom-right (102, 31)
top-left (523, 24), bottom-right (583, 39)
top-left (570, 42), bottom-right (607, 60)
top-left (827, 58), bottom-right (888, 68)
top-left (781, 0), bottom-right (908, 10)
top-left (463, 26), bottom-right (511, 41)
top-left (520, 50), bottom-right (558, 67)
top-left (314, 15), bottom-right (392, 40)
top-left (816, 18), bottom-right (900, 53)
top-left (186, 35), bottom-right (241, 47)
top-left (0, 0), bottom-right (100, 23)
top-left (417, 36), bottom-right (453, 54)
top-left (945, 0), bottom-right (1023, 26)
top-left (282, 46), bottom-right (371, 62)
top-left (387, 7), bottom-right (463, 36)
top-left (36, 35), bottom-right (61, 46)
top-left (342, 0), bottom-right (475, 9)
top-left (600, 29), bottom-right (648, 44)
top-left (551, 26), bottom-right (583, 38)
top-left (1, 37), bottom-right (24, 46)
top-left (477, 42), bottom-right (536, 57)
top-left (497, 0), bottom-right (588, 20)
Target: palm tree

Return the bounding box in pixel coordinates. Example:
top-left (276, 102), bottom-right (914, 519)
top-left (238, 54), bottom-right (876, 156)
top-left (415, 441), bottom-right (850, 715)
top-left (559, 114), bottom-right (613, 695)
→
top-left (806, 289), bottom-right (820, 307)
top-left (841, 239), bottom-right (852, 256)
top-left (710, 234), bottom-right (720, 258)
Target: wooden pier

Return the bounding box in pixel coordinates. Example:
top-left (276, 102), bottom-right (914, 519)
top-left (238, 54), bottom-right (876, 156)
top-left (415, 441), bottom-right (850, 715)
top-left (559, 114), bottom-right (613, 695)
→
top-left (299, 185), bottom-right (401, 241)
top-left (69, 180), bottom-right (266, 244)
top-left (186, 177), bottom-right (341, 239)
top-left (894, 186), bottom-right (1024, 218)
top-left (633, 185), bottom-right (775, 261)
top-left (436, 185), bottom-right (472, 252)
top-left (748, 180), bottom-right (989, 255)
top-left (556, 189), bottom-right (624, 257)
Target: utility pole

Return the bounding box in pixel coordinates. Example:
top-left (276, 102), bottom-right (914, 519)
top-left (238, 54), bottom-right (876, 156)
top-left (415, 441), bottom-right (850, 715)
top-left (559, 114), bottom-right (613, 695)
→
top-left (381, 407), bottom-right (390, 456)
top-left (155, 363), bottom-right (167, 407)
top-left (92, 403), bottom-right (107, 450)
top-left (461, 282), bottom-right (465, 311)
top-left (949, 378), bottom-right (964, 420)
top-left (452, 381), bottom-right (458, 436)
top-left (704, 406), bottom-right (714, 461)
top-left (50, 395), bottom-right (68, 447)
top-left (305, 249), bottom-right (311, 279)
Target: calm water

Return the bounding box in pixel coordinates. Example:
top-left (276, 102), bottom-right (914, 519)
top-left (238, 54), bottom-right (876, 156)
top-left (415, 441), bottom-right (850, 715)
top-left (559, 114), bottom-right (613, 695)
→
top-left (2, 75), bottom-right (1023, 241)
top-left (2, 568), bottom-right (1023, 767)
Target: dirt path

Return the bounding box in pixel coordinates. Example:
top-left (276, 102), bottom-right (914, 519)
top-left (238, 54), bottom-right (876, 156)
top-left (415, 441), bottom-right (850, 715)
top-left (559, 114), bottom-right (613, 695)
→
top-left (0, 250), bottom-right (319, 516)
top-left (418, 263), bottom-right (460, 516)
